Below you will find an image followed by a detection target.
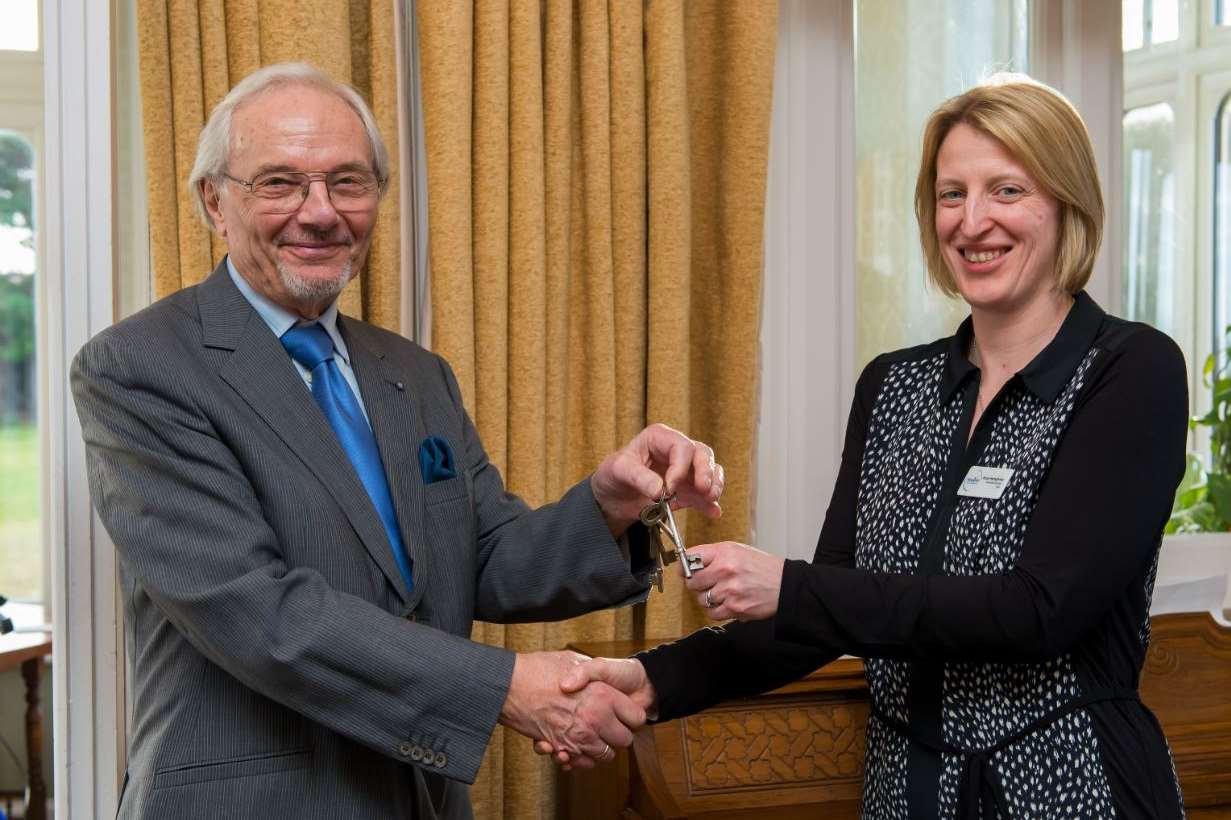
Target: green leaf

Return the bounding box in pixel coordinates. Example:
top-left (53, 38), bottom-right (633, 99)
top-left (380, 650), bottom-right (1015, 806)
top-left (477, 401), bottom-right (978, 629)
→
top-left (1206, 472), bottom-right (1231, 526)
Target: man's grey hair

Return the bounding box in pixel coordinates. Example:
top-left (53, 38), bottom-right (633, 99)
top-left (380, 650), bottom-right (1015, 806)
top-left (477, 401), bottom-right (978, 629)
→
top-left (188, 62), bottom-right (390, 228)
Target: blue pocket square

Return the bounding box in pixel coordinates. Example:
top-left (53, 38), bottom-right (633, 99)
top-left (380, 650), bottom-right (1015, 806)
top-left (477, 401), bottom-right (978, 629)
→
top-left (418, 436), bottom-right (457, 484)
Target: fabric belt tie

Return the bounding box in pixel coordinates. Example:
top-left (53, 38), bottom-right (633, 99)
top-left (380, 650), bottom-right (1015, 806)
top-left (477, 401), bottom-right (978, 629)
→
top-left (875, 686), bottom-right (1140, 820)
top-left (281, 323), bottom-right (413, 590)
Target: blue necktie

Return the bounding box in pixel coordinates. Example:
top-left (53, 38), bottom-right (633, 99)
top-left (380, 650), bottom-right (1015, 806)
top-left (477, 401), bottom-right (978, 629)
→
top-left (281, 323), bottom-right (413, 590)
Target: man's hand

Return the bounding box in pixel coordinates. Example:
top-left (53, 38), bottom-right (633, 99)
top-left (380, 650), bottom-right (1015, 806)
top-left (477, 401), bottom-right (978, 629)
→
top-left (590, 423), bottom-right (725, 537)
top-left (532, 657), bottom-right (657, 768)
top-left (683, 541), bottom-right (785, 622)
top-left (498, 651), bottom-right (647, 769)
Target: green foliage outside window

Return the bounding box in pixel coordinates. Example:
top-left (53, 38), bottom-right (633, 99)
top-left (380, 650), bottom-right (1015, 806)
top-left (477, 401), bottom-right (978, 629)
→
top-left (1168, 332), bottom-right (1231, 532)
top-left (0, 133), bottom-right (34, 229)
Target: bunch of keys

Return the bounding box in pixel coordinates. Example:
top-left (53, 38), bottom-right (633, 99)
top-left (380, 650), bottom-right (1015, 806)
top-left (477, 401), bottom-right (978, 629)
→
top-left (639, 489), bottom-right (705, 592)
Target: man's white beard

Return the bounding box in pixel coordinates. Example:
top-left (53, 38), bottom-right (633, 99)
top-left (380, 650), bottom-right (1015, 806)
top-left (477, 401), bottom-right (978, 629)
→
top-left (278, 259), bottom-right (352, 305)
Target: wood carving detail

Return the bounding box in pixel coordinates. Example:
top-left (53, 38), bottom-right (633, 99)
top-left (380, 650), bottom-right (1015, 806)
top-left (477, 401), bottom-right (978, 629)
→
top-left (683, 702), bottom-right (868, 791)
top-left (1145, 641), bottom-right (1180, 676)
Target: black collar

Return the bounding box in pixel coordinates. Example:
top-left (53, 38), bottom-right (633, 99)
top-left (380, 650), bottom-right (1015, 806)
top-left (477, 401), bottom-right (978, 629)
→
top-left (939, 291), bottom-right (1106, 405)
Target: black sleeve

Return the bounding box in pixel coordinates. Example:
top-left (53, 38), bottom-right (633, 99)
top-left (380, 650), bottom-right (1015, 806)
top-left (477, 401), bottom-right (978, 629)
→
top-left (773, 329), bottom-right (1188, 663)
top-left (638, 356), bottom-right (886, 721)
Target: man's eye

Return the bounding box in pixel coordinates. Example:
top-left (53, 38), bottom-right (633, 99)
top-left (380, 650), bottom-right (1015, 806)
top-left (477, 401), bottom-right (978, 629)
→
top-left (256, 177), bottom-right (298, 191)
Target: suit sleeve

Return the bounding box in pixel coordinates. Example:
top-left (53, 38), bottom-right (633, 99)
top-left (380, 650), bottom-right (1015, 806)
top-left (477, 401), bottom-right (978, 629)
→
top-left (637, 357), bottom-right (885, 721)
top-left (72, 331), bottom-right (515, 785)
top-left (773, 330), bottom-right (1189, 662)
top-left (431, 356), bottom-right (654, 623)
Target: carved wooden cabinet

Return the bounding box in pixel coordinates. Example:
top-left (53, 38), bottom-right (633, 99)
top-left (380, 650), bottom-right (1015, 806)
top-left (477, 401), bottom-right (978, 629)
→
top-left (562, 612), bottom-right (1231, 819)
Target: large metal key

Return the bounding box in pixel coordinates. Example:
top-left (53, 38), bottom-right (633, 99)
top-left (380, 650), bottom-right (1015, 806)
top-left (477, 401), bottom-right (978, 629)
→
top-left (639, 492), bottom-right (704, 579)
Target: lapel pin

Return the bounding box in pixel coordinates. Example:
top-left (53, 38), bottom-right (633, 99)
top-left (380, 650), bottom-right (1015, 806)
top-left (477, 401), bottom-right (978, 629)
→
top-left (395, 381), bottom-right (405, 391)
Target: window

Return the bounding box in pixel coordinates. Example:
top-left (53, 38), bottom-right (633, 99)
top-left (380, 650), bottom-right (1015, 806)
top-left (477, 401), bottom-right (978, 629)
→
top-left (1123, 0), bottom-right (1180, 50)
top-left (1122, 103), bottom-right (1176, 336)
top-left (854, 0), bottom-right (1029, 367)
top-left (0, 132), bottom-right (37, 604)
top-left (0, 0), bottom-right (42, 612)
top-left (0, 0), bottom-right (38, 52)
top-left (1124, 1), bottom-right (1231, 532)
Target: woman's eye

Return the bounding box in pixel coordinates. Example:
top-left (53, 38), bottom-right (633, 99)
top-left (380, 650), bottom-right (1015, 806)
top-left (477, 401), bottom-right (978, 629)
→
top-left (938, 190), bottom-right (963, 202)
top-left (997, 185), bottom-right (1024, 198)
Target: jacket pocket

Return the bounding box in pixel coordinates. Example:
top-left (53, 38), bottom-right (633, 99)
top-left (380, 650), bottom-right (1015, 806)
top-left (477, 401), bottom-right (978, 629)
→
top-left (424, 474), bottom-right (469, 506)
top-left (151, 747), bottom-right (312, 790)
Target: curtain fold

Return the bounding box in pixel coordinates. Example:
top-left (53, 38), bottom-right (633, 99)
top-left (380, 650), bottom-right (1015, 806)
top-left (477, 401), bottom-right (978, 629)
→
top-left (418, 2), bottom-right (778, 817)
top-left (136, 0), bottom-right (402, 329)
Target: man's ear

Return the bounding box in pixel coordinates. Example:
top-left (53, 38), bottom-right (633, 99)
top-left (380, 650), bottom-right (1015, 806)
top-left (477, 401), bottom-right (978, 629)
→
top-left (200, 179), bottom-right (227, 237)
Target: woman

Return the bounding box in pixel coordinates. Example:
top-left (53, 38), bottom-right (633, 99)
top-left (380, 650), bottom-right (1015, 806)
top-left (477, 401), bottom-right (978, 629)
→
top-left (551, 75), bottom-right (1189, 819)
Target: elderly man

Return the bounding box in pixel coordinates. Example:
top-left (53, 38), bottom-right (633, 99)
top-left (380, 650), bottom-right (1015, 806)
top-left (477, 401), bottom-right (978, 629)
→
top-left (72, 63), bottom-right (722, 819)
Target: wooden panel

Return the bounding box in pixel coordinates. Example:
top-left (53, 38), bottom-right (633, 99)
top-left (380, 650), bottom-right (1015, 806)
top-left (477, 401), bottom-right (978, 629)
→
top-left (562, 613), bottom-right (1231, 819)
top-left (1141, 614), bottom-right (1231, 811)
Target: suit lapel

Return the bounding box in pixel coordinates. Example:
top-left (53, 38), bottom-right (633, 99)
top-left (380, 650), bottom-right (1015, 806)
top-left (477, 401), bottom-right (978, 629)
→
top-left (342, 318), bottom-right (428, 612)
top-left (198, 263), bottom-right (411, 604)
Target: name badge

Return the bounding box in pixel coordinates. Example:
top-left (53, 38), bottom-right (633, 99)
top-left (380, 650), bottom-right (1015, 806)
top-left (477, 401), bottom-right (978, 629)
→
top-left (957, 465), bottom-right (1014, 499)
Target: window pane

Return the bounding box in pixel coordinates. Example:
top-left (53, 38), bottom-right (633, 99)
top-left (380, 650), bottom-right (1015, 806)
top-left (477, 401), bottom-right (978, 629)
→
top-left (1216, 95), bottom-right (1231, 360)
top-left (855, 0), bottom-right (1029, 368)
top-left (0, 131), bottom-right (39, 602)
top-left (0, 0), bottom-right (38, 52)
top-left (1122, 103), bottom-right (1176, 335)
top-left (1150, 0), bottom-right (1179, 43)
top-left (1124, 0), bottom-right (1145, 49)
top-left (1219, 0), bottom-right (1229, 26)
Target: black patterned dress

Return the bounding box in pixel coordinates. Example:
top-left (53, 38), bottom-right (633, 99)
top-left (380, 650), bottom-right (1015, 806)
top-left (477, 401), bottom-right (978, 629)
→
top-left (639, 293), bottom-right (1188, 819)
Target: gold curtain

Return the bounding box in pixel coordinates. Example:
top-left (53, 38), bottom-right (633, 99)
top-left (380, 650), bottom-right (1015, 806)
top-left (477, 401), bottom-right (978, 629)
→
top-left (136, 0), bottom-right (401, 328)
top-left (417, 2), bottom-right (778, 817)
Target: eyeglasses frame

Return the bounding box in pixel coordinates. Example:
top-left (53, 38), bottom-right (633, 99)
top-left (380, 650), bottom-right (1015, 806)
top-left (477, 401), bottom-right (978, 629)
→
top-left (218, 169), bottom-right (387, 213)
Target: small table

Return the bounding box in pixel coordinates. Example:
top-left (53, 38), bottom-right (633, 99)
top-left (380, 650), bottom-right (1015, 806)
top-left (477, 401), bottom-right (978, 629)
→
top-left (0, 629), bottom-right (50, 820)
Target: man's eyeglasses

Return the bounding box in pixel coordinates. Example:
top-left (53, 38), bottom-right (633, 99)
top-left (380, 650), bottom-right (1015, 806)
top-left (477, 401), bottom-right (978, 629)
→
top-left (221, 170), bottom-right (384, 214)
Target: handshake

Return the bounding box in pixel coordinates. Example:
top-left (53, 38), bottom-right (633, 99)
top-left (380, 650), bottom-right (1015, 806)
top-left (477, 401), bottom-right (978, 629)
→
top-left (497, 651), bottom-right (655, 769)
top-left (493, 538), bottom-right (789, 768)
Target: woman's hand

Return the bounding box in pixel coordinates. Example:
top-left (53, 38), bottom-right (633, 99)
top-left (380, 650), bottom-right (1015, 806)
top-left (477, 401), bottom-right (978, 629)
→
top-left (684, 541), bottom-right (785, 621)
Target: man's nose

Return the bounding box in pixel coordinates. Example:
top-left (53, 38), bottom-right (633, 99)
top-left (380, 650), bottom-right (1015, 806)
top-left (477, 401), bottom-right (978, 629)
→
top-left (296, 178), bottom-right (341, 228)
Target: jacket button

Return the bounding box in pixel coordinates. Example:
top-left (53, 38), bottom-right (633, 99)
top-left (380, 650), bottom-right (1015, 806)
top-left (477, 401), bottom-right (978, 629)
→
top-left (410, 745), bottom-right (424, 761)
top-left (434, 753), bottom-right (447, 768)
top-left (398, 742), bottom-right (413, 757)
top-left (423, 750), bottom-right (437, 766)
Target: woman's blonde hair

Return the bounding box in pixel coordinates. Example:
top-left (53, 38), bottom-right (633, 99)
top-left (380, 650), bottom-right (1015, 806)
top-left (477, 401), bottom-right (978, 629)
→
top-left (914, 73), bottom-right (1104, 297)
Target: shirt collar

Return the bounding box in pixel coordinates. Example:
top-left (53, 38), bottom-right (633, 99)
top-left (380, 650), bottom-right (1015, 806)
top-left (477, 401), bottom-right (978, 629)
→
top-left (940, 291), bottom-right (1105, 405)
top-left (226, 255), bottom-right (352, 365)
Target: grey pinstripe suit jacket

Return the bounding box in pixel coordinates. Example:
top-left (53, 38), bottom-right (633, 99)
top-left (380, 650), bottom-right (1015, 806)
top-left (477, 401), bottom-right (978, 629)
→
top-left (71, 261), bottom-right (652, 819)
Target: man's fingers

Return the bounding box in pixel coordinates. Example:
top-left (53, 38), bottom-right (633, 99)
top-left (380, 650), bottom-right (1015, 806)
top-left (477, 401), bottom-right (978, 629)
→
top-left (691, 443), bottom-right (717, 497)
top-left (627, 459), bottom-right (665, 500)
top-left (560, 658), bottom-right (606, 693)
top-left (662, 435), bottom-right (695, 499)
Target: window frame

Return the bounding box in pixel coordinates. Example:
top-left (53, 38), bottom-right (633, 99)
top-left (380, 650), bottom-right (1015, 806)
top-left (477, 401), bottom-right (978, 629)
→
top-left (42, 0), bottom-right (126, 815)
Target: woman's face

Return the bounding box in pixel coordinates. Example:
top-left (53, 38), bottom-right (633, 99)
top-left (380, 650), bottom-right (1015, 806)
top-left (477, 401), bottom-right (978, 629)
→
top-left (934, 123), bottom-right (1061, 314)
